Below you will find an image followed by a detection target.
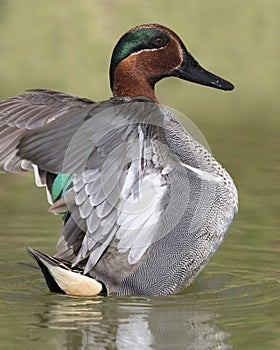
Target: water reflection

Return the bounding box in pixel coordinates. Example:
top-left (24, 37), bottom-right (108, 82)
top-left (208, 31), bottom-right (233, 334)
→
top-left (39, 296), bottom-right (231, 350)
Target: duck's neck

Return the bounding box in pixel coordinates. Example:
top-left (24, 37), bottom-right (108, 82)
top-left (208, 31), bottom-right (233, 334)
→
top-left (111, 57), bottom-right (158, 102)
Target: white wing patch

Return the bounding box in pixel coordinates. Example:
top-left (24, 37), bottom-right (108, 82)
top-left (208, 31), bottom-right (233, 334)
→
top-left (180, 162), bottom-right (223, 183)
top-left (116, 170), bottom-right (169, 264)
top-left (72, 160), bottom-right (170, 272)
top-left (68, 119), bottom-right (172, 273)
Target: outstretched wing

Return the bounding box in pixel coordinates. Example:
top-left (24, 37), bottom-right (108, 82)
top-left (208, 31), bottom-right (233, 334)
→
top-left (18, 98), bottom-right (185, 273)
top-left (0, 89), bottom-right (94, 172)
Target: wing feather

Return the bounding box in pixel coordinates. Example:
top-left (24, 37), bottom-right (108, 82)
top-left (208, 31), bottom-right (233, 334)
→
top-left (23, 99), bottom-right (173, 272)
top-left (0, 89), bottom-right (94, 173)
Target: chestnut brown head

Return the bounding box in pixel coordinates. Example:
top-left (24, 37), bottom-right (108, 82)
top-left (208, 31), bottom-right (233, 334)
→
top-left (109, 24), bottom-right (234, 101)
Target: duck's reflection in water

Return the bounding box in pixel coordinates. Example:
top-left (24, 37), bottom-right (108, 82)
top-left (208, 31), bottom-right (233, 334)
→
top-left (39, 296), bottom-right (232, 350)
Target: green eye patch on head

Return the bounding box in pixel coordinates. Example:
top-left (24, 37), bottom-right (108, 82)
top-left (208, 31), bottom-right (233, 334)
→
top-left (110, 27), bottom-right (171, 88)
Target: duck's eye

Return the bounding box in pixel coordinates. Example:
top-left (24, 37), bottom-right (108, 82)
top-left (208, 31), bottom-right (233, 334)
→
top-left (152, 37), bottom-right (165, 48)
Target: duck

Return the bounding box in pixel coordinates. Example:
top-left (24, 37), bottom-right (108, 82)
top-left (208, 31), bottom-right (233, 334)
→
top-left (0, 23), bottom-right (238, 296)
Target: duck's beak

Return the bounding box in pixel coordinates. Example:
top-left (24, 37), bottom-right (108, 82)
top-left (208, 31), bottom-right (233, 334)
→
top-left (174, 51), bottom-right (234, 91)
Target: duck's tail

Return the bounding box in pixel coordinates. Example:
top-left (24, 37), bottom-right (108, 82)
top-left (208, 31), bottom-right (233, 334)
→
top-left (26, 247), bottom-right (103, 296)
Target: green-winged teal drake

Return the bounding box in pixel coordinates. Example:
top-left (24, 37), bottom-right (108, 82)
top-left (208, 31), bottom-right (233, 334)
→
top-left (0, 24), bottom-right (238, 296)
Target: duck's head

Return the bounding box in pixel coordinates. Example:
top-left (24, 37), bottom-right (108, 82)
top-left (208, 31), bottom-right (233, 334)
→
top-left (110, 23), bottom-right (234, 101)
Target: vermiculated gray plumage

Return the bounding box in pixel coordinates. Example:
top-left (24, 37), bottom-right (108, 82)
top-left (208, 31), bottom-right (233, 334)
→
top-left (9, 96), bottom-right (238, 295)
